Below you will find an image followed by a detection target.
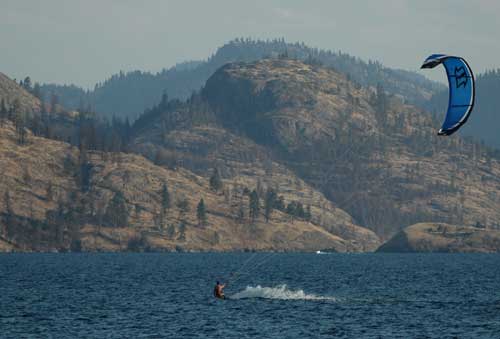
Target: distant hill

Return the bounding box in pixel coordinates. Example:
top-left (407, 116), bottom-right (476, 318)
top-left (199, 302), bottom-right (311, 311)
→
top-left (40, 39), bottom-right (443, 119)
top-left (426, 70), bottom-right (500, 149)
top-left (377, 223), bottom-right (500, 253)
top-left (2, 59), bottom-right (499, 252)
top-left (133, 59), bottom-right (500, 239)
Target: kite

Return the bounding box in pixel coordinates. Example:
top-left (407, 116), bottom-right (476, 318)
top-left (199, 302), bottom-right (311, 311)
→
top-left (421, 54), bottom-right (475, 136)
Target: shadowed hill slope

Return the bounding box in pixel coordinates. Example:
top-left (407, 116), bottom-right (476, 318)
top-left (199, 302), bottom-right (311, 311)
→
top-left (426, 70), bottom-right (500, 150)
top-left (133, 59), bottom-right (500, 239)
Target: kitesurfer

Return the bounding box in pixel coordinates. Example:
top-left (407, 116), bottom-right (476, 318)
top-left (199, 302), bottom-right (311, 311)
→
top-left (214, 281), bottom-right (226, 299)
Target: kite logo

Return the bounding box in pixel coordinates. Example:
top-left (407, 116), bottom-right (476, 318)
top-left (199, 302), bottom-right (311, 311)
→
top-left (454, 66), bottom-right (468, 88)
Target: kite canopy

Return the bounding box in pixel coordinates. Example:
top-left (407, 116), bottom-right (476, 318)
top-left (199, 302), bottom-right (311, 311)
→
top-left (421, 54), bottom-right (475, 136)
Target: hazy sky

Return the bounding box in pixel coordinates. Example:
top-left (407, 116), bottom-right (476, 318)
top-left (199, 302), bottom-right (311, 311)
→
top-left (2, 0), bottom-right (499, 88)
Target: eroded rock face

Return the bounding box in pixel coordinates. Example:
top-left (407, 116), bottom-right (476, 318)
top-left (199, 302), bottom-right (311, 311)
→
top-left (377, 223), bottom-right (500, 253)
top-left (203, 59), bottom-right (378, 152)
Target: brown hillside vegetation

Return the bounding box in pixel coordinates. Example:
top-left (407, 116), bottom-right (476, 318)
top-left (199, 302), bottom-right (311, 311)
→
top-left (1, 58), bottom-right (499, 252)
top-left (377, 223), bottom-right (500, 253)
top-left (0, 72), bottom-right (41, 113)
top-left (0, 122), bottom-right (379, 252)
top-left (195, 59), bottom-right (500, 237)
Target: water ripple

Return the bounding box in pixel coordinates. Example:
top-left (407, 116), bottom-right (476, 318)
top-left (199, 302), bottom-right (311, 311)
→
top-left (1, 253), bottom-right (500, 338)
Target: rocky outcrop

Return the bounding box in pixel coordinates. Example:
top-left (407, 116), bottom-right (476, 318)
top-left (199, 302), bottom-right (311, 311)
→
top-left (377, 223), bottom-right (500, 253)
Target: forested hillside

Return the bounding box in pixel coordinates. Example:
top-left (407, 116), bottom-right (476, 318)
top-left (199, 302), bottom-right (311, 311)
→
top-left (133, 59), bottom-right (500, 238)
top-left (39, 39), bottom-right (442, 119)
top-left (0, 70), bottom-right (380, 252)
top-left (2, 58), bottom-right (499, 252)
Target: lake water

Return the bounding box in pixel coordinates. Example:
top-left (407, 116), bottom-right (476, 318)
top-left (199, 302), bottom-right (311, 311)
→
top-left (1, 253), bottom-right (500, 338)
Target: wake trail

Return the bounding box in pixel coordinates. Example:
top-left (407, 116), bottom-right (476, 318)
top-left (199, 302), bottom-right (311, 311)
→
top-left (229, 285), bottom-right (337, 301)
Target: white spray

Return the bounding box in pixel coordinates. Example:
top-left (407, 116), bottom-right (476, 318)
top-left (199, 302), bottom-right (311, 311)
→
top-left (229, 284), bottom-right (336, 301)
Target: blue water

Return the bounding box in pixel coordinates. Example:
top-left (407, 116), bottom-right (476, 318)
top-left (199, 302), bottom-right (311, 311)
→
top-left (1, 253), bottom-right (500, 338)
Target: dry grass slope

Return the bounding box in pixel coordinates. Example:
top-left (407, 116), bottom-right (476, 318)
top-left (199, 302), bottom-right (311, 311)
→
top-left (0, 122), bottom-right (379, 252)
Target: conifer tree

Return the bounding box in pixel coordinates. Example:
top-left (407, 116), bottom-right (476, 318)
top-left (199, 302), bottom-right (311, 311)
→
top-left (22, 76), bottom-right (32, 92)
top-left (264, 188), bottom-right (277, 222)
top-left (161, 183), bottom-right (171, 212)
top-left (32, 83), bottom-right (42, 101)
top-left (176, 198), bottom-right (190, 220)
top-left (295, 202), bottom-right (305, 219)
top-left (305, 204), bottom-right (312, 221)
top-left (3, 190), bottom-right (12, 235)
top-left (249, 190), bottom-right (260, 221)
top-left (237, 202), bottom-right (245, 223)
top-left (0, 99), bottom-right (7, 122)
top-left (178, 221), bottom-right (186, 241)
top-left (166, 224), bottom-right (175, 239)
top-left (105, 191), bottom-right (128, 227)
top-left (196, 198), bottom-right (207, 227)
top-left (286, 201), bottom-right (297, 216)
top-left (50, 93), bottom-right (59, 114)
top-left (209, 168), bottom-right (223, 192)
top-left (275, 195), bottom-right (285, 211)
top-left (14, 110), bottom-right (27, 145)
top-left (375, 83), bottom-right (388, 127)
top-left (55, 199), bottom-right (66, 246)
top-left (46, 181), bottom-right (54, 201)
top-left (160, 90), bottom-right (168, 109)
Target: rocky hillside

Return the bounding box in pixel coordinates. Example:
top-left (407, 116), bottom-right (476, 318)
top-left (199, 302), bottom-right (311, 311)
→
top-left (0, 121), bottom-right (379, 252)
top-left (2, 58), bottom-right (499, 252)
top-left (134, 58), bottom-right (500, 238)
top-left (377, 223), bottom-right (500, 253)
top-left (0, 72), bottom-right (41, 113)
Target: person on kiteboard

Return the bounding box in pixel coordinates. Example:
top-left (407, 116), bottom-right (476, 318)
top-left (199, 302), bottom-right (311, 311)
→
top-left (214, 281), bottom-right (226, 299)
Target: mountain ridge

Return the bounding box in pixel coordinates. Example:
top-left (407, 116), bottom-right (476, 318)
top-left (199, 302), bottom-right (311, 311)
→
top-left (1, 58), bottom-right (499, 252)
top-left (38, 39), bottom-right (443, 119)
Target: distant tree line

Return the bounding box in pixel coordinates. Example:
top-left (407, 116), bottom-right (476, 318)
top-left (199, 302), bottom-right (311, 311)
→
top-left (38, 38), bottom-right (441, 120)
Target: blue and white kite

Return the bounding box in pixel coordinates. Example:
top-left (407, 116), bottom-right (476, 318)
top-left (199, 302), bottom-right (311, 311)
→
top-left (421, 54), bottom-right (475, 136)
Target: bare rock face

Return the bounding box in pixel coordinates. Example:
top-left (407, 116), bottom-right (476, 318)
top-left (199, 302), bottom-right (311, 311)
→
top-left (377, 223), bottom-right (500, 253)
top-left (203, 59), bottom-right (378, 152)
